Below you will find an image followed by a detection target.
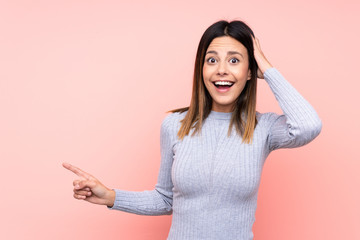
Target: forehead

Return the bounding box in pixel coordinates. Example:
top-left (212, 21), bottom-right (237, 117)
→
top-left (206, 36), bottom-right (247, 55)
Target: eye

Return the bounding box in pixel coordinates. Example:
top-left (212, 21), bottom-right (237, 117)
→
top-left (206, 57), bottom-right (216, 64)
top-left (230, 58), bottom-right (239, 64)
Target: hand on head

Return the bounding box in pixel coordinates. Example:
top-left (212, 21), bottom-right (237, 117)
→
top-left (62, 162), bottom-right (115, 207)
top-left (251, 36), bottom-right (273, 79)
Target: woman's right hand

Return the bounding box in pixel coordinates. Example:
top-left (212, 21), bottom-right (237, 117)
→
top-left (62, 162), bottom-right (115, 207)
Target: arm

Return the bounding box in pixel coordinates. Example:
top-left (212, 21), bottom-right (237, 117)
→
top-left (107, 114), bottom-right (175, 215)
top-left (251, 36), bottom-right (322, 152)
top-left (63, 114), bottom-right (176, 215)
top-left (264, 68), bottom-right (322, 151)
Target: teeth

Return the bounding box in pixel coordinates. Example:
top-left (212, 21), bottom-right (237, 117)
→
top-left (214, 81), bottom-right (234, 86)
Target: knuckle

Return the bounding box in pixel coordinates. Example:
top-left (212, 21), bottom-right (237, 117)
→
top-left (76, 181), bottom-right (83, 188)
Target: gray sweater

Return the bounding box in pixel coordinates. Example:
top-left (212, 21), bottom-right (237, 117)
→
top-left (107, 67), bottom-right (322, 239)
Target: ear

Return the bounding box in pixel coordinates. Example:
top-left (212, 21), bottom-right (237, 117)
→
top-left (247, 69), bottom-right (252, 80)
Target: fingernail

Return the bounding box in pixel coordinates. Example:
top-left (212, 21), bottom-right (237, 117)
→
top-left (75, 184), bottom-right (80, 189)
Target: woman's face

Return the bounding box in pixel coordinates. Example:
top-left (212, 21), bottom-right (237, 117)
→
top-left (203, 36), bottom-right (251, 112)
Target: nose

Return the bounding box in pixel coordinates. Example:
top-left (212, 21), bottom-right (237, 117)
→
top-left (217, 61), bottom-right (228, 76)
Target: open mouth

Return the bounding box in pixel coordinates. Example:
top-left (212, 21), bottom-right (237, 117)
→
top-left (213, 82), bottom-right (234, 90)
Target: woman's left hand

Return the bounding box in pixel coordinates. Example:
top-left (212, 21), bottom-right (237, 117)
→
top-left (252, 36), bottom-right (273, 79)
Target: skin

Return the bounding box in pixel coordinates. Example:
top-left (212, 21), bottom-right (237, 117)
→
top-left (62, 162), bottom-right (116, 207)
top-left (63, 35), bottom-right (273, 207)
top-left (203, 35), bottom-right (273, 112)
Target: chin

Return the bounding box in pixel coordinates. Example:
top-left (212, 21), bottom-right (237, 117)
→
top-left (213, 97), bottom-right (236, 105)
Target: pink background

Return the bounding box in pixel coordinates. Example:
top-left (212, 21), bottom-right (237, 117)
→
top-left (1, 0), bottom-right (359, 239)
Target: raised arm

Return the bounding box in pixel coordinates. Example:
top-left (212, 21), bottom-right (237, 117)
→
top-left (251, 36), bottom-right (322, 152)
top-left (263, 68), bottom-right (322, 151)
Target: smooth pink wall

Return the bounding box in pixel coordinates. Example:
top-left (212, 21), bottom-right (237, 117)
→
top-left (1, 0), bottom-right (359, 239)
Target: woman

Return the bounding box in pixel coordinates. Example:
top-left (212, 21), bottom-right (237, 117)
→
top-left (63, 20), bottom-right (322, 239)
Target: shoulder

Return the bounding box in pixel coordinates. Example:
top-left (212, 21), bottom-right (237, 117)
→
top-left (161, 110), bottom-right (187, 133)
top-left (160, 110), bottom-right (187, 144)
top-left (162, 110), bottom-right (186, 126)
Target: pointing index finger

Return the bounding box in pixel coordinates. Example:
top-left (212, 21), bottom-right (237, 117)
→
top-left (62, 162), bottom-right (92, 179)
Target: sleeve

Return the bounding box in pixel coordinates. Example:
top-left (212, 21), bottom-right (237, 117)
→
top-left (106, 114), bottom-right (175, 215)
top-left (263, 67), bottom-right (323, 152)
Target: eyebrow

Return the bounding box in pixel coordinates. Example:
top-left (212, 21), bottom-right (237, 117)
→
top-left (205, 50), bottom-right (244, 58)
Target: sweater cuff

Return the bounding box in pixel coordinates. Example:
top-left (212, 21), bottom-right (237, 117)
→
top-left (107, 189), bottom-right (120, 210)
top-left (263, 67), bottom-right (278, 79)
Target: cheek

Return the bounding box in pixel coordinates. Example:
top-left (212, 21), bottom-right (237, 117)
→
top-left (232, 70), bottom-right (248, 81)
top-left (202, 67), bottom-right (209, 85)
top-left (202, 66), bottom-right (209, 79)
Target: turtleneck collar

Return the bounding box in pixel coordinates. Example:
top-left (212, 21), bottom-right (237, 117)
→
top-left (207, 110), bottom-right (233, 120)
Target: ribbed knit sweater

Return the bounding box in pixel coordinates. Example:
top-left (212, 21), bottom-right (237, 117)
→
top-left (107, 67), bottom-right (323, 240)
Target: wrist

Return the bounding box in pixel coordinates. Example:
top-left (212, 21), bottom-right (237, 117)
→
top-left (261, 62), bottom-right (273, 74)
top-left (105, 189), bottom-right (116, 207)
